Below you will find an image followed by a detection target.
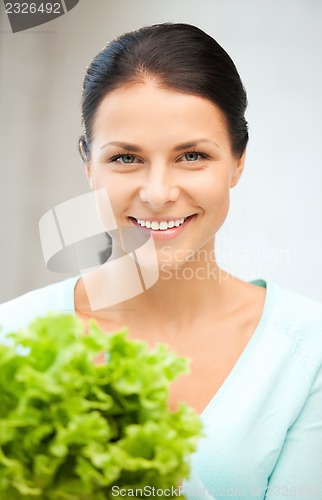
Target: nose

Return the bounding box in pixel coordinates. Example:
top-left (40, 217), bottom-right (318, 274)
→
top-left (139, 163), bottom-right (180, 209)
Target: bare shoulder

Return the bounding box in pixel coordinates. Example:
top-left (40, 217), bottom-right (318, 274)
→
top-left (219, 275), bottom-right (267, 318)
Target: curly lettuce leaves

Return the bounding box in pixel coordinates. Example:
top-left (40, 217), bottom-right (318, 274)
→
top-left (0, 314), bottom-right (203, 499)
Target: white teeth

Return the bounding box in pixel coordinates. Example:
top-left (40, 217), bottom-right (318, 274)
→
top-left (135, 217), bottom-right (188, 230)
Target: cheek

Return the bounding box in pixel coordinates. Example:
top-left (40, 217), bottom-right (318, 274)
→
top-left (92, 171), bottom-right (127, 208)
top-left (196, 175), bottom-right (231, 239)
top-left (93, 188), bottom-right (119, 233)
top-left (192, 171), bottom-right (231, 211)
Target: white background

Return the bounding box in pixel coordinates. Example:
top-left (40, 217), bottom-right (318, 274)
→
top-left (0, 0), bottom-right (321, 303)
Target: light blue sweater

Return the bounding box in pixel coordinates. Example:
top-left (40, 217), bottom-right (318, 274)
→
top-left (1, 278), bottom-right (322, 499)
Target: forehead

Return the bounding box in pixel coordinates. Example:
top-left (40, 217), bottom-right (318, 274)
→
top-left (92, 81), bottom-right (230, 149)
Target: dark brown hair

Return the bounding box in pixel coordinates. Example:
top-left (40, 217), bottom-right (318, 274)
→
top-left (79, 22), bottom-right (248, 161)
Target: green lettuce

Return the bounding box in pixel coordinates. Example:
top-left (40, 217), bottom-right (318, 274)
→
top-left (0, 314), bottom-right (203, 499)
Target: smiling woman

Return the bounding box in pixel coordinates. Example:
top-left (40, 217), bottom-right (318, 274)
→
top-left (85, 82), bottom-right (244, 265)
top-left (1, 22), bottom-right (322, 500)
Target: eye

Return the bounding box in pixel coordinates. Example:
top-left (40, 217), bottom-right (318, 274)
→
top-left (180, 151), bottom-right (210, 162)
top-left (111, 154), bottom-right (137, 164)
top-left (184, 152), bottom-right (201, 161)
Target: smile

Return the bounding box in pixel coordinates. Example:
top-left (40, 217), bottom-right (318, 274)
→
top-left (135, 217), bottom-right (188, 230)
top-left (128, 215), bottom-right (196, 240)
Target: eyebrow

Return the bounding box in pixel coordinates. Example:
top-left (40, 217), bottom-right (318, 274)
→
top-left (99, 139), bottom-right (221, 152)
top-left (100, 141), bottom-right (141, 152)
top-left (173, 139), bottom-right (221, 151)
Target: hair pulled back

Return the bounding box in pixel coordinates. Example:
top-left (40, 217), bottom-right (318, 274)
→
top-left (79, 23), bottom-right (248, 160)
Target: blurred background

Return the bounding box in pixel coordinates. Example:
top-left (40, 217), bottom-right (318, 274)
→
top-left (0, 0), bottom-right (322, 303)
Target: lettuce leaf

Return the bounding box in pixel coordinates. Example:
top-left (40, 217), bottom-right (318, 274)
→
top-left (0, 314), bottom-right (203, 498)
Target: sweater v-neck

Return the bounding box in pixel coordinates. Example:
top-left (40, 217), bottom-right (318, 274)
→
top-left (63, 276), bottom-right (274, 419)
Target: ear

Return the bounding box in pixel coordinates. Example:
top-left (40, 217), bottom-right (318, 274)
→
top-left (230, 149), bottom-right (246, 188)
top-left (79, 137), bottom-right (94, 189)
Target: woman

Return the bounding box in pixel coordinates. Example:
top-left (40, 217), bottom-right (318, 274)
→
top-left (1, 23), bottom-right (322, 499)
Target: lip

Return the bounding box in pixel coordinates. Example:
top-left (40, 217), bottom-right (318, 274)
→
top-left (128, 216), bottom-right (193, 223)
top-left (128, 214), bottom-right (196, 240)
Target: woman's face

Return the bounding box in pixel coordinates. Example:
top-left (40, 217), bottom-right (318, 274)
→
top-left (86, 80), bottom-right (245, 270)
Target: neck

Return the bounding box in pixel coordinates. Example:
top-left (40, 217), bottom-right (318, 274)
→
top-left (79, 239), bottom-right (236, 333)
